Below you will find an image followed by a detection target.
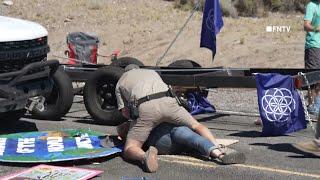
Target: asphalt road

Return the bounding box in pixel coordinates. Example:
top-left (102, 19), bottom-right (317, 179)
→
top-left (0, 96), bottom-right (319, 180)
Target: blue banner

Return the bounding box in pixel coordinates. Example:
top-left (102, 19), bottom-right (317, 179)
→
top-left (255, 73), bottom-right (307, 136)
top-left (200, 0), bottom-right (224, 58)
top-left (0, 129), bottom-right (122, 163)
top-left (187, 92), bottom-right (216, 115)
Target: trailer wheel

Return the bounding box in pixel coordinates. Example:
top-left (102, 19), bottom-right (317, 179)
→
top-left (168, 60), bottom-right (207, 111)
top-left (0, 109), bottom-right (26, 127)
top-left (111, 57), bottom-right (144, 67)
top-left (83, 66), bottom-right (126, 126)
top-left (168, 59), bottom-right (201, 68)
top-left (31, 68), bottom-right (74, 120)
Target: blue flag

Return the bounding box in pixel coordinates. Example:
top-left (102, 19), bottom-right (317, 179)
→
top-left (187, 92), bottom-right (216, 115)
top-left (200, 0), bottom-right (224, 58)
top-left (255, 73), bottom-right (307, 136)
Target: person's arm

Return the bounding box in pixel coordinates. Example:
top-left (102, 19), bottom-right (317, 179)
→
top-left (304, 3), bottom-right (318, 32)
top-left (304, 20), bottom-right (320, 32)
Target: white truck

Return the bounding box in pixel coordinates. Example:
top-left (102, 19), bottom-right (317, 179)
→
top-left (0, 16), bottom-right (73, 125)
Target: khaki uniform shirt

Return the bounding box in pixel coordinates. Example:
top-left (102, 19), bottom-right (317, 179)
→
top-left (115, 69), bottom-right (169, 110)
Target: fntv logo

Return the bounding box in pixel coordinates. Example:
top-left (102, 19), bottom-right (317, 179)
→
top-left (266, 26), bottom-right (291, 33)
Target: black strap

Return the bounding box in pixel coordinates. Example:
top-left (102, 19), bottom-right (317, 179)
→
top-left (137, 91), bottom-right (170, 106)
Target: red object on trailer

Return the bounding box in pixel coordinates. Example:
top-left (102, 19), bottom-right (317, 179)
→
top-left (66, 32), bottom-right (99, 65)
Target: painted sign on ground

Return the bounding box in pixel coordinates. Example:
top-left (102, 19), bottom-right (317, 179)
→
top-left (0, 164), bottom-right (103, 180)
top-left (0, 129), bottom-right (122, 163)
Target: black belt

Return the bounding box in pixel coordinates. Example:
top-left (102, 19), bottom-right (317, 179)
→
top-left (137, 91), bottom-right (171, 106)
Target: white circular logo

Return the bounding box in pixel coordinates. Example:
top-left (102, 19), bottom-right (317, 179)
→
top-left (206, 9), bottom-right (216, 33)
top-left (261, 88), bottom-right (296, 122)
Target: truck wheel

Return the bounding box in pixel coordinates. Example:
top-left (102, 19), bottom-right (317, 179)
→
top-left (83, 66), bottom-right (126, 126)
top-left (0, 109), bottom-right (26, 127)
top-left (31, 68), bottom-right (74, 120)
top-left (110, 57), bottom-right (144, 67)
top-left (168, 59), bottom-right (201, 68)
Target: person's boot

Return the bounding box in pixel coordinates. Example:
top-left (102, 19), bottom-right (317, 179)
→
top-left (142, 146), bottom-right (158, 173)
top-left (293, 140), bottom-right (320, 157)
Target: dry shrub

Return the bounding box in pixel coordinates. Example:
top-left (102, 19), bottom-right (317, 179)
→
top-left (235, 0), bottom-right (267, 17)
top-left (171, 0), bottom-right (309, 17)
top-left (221, 0), bottom-right (238, 18)
top-left (173, 0), bottom-right (205, 11)
top-left (86, 0), bottom-right (109, 10)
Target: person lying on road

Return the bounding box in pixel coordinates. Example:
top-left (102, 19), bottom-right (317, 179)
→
top-left (117, 121), bottom-right (246, 166)
top-left (115, 64), bottom-right (245, 173)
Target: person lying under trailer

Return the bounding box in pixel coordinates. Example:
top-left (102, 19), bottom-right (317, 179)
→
top-left (117, 122), bottom-right (246, 167)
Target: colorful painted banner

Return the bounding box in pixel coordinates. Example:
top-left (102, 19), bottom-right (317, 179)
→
top-left (0, 164), bottom-right (103, 180)
top-left (0, 129), bottom-right (122, 163)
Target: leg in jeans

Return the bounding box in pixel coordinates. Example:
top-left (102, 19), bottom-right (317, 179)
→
top-left (170, 126), bottom-right (216, 157)
top-left (145, 124), bottom-right (216, 156)
top-left (145, 123), bottom-right (182, 155)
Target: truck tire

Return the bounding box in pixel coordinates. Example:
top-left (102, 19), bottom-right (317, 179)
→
top-left (168, 59), bottom-right (201, 68)
top-left (83, 66), bottom-right (126, 126)
top-left (0, 109), bottom-right (26, 127)
top-left (110, 57), bottom-right (144, 67)
top-left (31, 68), bottom-right (74, 120)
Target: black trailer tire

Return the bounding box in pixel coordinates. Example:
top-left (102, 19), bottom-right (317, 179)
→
top-left (83, 66), bottom-right (126, 126)
top-left (168, 60), bottom-right (205, 111)
top-left (0, 109), bottom-right (26, 127)
top-left (168, 59), bottom-right (201, 68)
top-left (31, 68), bottom-right (74, 120)
top-left (110, 57), bottom-right (144, 67)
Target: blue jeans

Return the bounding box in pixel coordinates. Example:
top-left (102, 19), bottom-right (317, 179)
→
top-left (145, 123), bottom-right (216, 156)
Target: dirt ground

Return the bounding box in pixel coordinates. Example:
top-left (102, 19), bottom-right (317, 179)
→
top-left (1, 0), bottom-right (306, 68)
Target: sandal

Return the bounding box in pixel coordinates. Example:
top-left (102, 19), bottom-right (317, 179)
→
top-left (218, 148), bottom-right (246, 165)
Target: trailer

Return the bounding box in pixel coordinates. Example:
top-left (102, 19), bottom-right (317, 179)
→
top-left (42, 58), bottom-right (320, 126)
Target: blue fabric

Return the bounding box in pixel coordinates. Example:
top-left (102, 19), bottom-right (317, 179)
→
top-left (255, 73), bottom-right (307, 136)
top-left (0, 130), bottom-right (122, 163)
top-left (200, 0), bottom-right (224, 59)
top-left (187, 92), bottom-right (216, 115)
top-left (145, 123), bottom-right (215, 156)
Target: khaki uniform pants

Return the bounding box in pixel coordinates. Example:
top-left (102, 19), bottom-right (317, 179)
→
top-left (127, 97), bottom-right (199, 142)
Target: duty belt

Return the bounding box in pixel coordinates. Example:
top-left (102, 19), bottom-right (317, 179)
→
top-left (137, 91), bottom-right (171, 106)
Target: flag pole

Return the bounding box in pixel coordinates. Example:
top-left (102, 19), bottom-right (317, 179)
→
top-left (155, 0), bottom-right (201, 67)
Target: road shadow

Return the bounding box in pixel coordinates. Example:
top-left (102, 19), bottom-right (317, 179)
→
top-left (23, 113), bottom-right (66, 122)
top-left (196, 113), bottom-right (229, 122)
top-left (228, 131), bottom-right (262, 138)
top-left (73, 119), bottom-right (109, 126)
top-left (0, 120), bottom-right (38, 135)
top-left (250, 143), bottom-right (320, 158)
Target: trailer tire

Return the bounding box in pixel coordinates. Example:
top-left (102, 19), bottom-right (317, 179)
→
top-left (0, 109), bottom-right (26, 127)
top-left (83, 66), bottom-right (126, 126)
top-left (168, 59), bottom-right (201, 68)
top-left (168, 60), bottom-right (207, 111)
top-left (31, 68), bottom-right (74, 120)
top-left (111, 57), bottom-right (144, 67)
